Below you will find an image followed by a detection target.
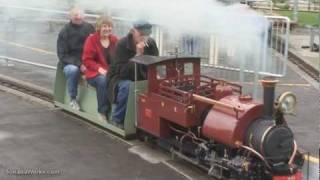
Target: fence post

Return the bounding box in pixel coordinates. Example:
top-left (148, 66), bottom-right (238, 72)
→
top-left (209, 35), bottom-right (218, 66)
top-left (283, 17), bottom-right (290, 75)
top-left (155, 26), bottom-right (164, 56)
top-left (292, 0), bottom-right (299, 22)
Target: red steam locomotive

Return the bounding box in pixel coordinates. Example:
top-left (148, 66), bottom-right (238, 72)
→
top-left (132, 55), bottom-right (304, 180)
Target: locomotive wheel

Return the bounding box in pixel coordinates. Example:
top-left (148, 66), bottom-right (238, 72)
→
top-left (136, 129), bottom-right (157, 148)
top-left (136, 129), bottom-right (146, 142)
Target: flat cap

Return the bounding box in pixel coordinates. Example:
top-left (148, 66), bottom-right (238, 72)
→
top-left (133, 20), bottom-right (152, 36)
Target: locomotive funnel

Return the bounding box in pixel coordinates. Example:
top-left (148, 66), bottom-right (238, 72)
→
top-left (261, 76), bottom-right (278, 119)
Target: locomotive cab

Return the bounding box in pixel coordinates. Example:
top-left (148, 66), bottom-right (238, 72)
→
top-left (132, 56), bottom-right (214, 137)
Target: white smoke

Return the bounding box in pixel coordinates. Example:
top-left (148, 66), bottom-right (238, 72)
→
top-left (0, 0), bottom-right (270, 71)
top-left (78, 0), bottom-right (268, 52)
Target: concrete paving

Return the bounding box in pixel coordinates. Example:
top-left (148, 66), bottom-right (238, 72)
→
top-left (0, 91), bottom-right (188, 180)
top-left (0, 61), bottom-right (55, 91)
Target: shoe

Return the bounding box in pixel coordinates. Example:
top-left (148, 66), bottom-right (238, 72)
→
top-left (116, 123), bottom-right (124, 129)
top-left (98, 113), bottom-right (108, 122)
top-left (70, 99), bottom-right (80, 111)
top-left (110, 120), bottom-right (124, 129)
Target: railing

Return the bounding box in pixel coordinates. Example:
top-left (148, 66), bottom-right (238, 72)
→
top-left (0, 5), bottom-right (290, 99)
top-left (282, 1), bottom-right (320, 11)
top-left (159, 75), bottom-right (242, 101)
top-left (0, 56), bottom-right (56, 70)
top-left (244, 0), bottom-right (274, 14)
top-left (251, 0), bottom-right (320, 12)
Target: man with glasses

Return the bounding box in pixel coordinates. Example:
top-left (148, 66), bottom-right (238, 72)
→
top-left (107, 20), bottom-right (159, 128)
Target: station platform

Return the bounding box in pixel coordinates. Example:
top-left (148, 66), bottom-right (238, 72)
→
top-left (289, 27), bottom-right (320, 71)
top-left (0, 90), bottom-right (190, 180)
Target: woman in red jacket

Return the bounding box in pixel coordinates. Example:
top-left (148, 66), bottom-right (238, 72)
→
top-left (82, 15), bottom-right (118, 120)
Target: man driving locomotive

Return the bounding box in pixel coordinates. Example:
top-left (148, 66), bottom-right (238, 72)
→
top-left (107, 20), bottom-right (159, 128)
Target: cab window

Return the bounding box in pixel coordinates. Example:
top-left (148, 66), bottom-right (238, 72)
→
top-left (184, 63), bottom-right (193, 75)
top-left (156, 65), bottom-right (167, 79)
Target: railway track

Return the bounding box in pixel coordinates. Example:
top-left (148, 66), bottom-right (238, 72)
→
top-left (288, 51), bottom-right (320, 82)
top-left (0, 65), bottom-right (318, 180)
top-left (0, 75), bottom-right (53, 103)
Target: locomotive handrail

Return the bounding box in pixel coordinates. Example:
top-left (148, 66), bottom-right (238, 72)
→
top-left (159, 83), bottom-right (191, 104)
top-left (192, 94), bottom-right (245, 112)
top-left (158, 75), bottom-right (244, 107)
top-left (200, 75), bottom-right (242, 94)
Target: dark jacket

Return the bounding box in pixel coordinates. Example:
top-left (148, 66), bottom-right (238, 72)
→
top-left (107, 33), bottom-right (159, 103)
top-left (82, 32), bottom-right (118, 79)
top-left (57, 21), bottom-right (94, 67)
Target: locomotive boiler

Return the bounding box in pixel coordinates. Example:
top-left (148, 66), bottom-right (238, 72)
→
top-left (133, 56), bottom-right (304, 180)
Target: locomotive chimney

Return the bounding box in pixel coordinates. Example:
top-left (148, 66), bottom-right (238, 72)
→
top-left (260, 76), bottom-right (278, 119)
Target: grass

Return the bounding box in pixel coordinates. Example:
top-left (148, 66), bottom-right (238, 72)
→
top-left (275, 10), bottom-right (320, 26)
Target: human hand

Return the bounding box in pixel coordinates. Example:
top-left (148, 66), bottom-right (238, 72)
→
top-left (136, 41), bottom-right (145, 56)
top-left (80, 64), bottom-right (87, 73)
top-left (98, 67), bottom-right (107, 76)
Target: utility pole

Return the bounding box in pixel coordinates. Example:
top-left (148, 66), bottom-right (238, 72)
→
top-left (292, 0), bottom-right (299, 22)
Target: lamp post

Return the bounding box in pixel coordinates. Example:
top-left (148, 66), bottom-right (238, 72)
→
top-left (292, 0), bottom-right (299, 22)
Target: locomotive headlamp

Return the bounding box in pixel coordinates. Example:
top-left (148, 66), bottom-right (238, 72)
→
top-left (275, 92), bottom-right (297, 115)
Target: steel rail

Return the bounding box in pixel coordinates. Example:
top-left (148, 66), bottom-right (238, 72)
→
top-left (0, 75), bottom-right (53, 102)
top-left (288, 51), bottom-right (320, 82)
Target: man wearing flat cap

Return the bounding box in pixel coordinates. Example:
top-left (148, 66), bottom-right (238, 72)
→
top-left (107, 20), bottom-right (159, 128)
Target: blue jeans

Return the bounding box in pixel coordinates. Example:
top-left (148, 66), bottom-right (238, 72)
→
top-left (182, 35), bottom-right (200, 56)
top-left (63, 64), bottom-right (80, 100)
top-left (112, 80), bottom-right (131, 124)
top-left (87, 75), bottom-right (108, 114)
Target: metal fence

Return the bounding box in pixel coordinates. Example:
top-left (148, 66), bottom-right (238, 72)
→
top-left (99, 14), bottom-right (290, 98)
top-left (0, 6), bottom-right (290, 99)
top-left (250, 0), bottom-right (320, 11)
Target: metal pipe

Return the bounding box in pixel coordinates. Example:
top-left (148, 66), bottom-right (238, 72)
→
top-left (0, 4), bottom-right (129, 22)
top-left (292, 0), bottom-right (299, 22)
top-left (307, 152), bottom-right (310, 180)
top-left (240, 144), bottom-right (271, 170)
top-left (192, 94), bottom-right (244, 112)
top-left (200, 63), bottom-right (283, 77)
top-left (288, 140), bottom-right (297, 165)
top-left (283, 18), bottom-right (290, 74)
top-left (169, 126), bottom-right (206, 143)
top-left (260, 76), bottom-right (278, 118)
top-left (134, 63), bottom-right (138, 127)
top-left (0, 55), bottom-right (56, 70)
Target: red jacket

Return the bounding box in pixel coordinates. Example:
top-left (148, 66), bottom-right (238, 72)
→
top-left (82, 32), bottom-right (118, 79)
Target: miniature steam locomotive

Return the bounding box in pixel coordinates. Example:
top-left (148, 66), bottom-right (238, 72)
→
top-left (134, 56), bottom-right (304, 180)
top-left (54, 56), bottom-right (304, 180)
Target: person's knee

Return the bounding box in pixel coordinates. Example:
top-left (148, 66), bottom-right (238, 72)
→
top-left (64, 65), bottom-right (80, 76)
top-left (96, 75), bottom-right (107, 88)
top-left (119, 80), bottom-right (131, 92)
top-left (69, 65), bottom-right (80, 75)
